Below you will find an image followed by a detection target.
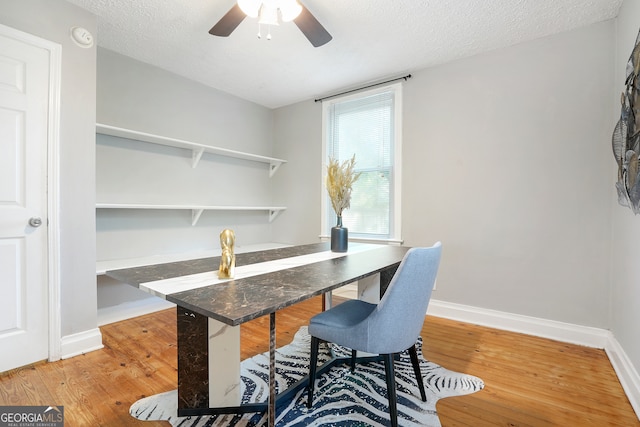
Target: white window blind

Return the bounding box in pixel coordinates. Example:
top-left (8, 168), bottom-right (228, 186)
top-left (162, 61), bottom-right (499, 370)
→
top-left (324, 84), bottom-right (402, 241)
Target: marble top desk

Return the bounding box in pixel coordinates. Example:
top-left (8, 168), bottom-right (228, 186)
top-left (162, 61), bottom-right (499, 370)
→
top-left (106, 242), bottom-right (409, 426)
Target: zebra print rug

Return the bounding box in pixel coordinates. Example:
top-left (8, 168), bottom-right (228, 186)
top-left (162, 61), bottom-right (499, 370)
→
top-left (130, 327), bottom-right (484, 426)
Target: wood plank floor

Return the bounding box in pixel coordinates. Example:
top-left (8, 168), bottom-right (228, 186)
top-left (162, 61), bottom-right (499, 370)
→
top-left (0, 296), bottom-right (638, 426)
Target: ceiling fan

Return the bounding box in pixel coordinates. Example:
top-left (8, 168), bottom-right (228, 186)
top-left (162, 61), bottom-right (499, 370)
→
top-left (209, 0), bottom-right (332, 47)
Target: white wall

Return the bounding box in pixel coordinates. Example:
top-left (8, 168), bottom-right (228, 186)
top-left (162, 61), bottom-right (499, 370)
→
top-left (611, 0), bottom-right (640, 382)
top-left (0, 1), bottom-right (98, 339)
top-left (275, 21), bottom-right (615, 329)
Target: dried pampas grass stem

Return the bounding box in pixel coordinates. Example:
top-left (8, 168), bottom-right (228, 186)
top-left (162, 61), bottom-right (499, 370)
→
top-left (326, 155), bottom-right (361, 218)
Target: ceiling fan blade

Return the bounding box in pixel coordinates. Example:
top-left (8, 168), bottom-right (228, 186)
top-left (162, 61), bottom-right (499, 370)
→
top-left (209, 4), bottom-right (246, 37)
top-left (293, 4), bottom-right (332, 47)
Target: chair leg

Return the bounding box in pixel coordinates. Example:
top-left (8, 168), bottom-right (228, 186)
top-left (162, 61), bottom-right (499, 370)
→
top-left (350, 349), bottom-right (357, 373)
top-left (382, 353), bottom-right (398, 427)
top-left (408, 344), bottom-right (427, 402)
top-left (307, 336), bottom-right (320, 408)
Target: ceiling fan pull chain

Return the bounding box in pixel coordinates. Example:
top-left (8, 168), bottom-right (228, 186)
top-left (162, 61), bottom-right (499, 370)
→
top-left (267, 25), bottom-right (272, 40)
top-left (257, 23), bottom-right (262, 39)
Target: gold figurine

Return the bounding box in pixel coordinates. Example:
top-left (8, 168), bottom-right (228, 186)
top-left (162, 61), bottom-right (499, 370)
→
top-left (218, 229), bottom-right (236, 279)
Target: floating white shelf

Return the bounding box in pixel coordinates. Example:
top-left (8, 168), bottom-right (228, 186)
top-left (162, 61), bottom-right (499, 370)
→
top-left (96, 123), bottom-right (287, 176)
top-left (96, 203), bottom-right (287, 225)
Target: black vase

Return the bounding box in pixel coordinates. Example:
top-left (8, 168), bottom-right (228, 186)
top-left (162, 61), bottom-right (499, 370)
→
top-left (331, 216), bottom-right (348, 252)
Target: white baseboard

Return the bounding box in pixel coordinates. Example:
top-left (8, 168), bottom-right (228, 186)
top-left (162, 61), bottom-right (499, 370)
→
top-left (57, 298), bottom-right (175, 360)
top-left (97, 297), bottom-right (176, 326)
top-left (60, 328), bottom-right (104, 359)
top-left (427, 299), bottom-right (610, 348)
top-left (605, 334), bottom-right (640, 419)
top-left (428, 299), bottom-right (640, 420)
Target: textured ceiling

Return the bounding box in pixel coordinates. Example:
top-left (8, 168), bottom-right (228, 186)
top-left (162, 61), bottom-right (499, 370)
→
top-left (65, 0), bottom-right (622, 109)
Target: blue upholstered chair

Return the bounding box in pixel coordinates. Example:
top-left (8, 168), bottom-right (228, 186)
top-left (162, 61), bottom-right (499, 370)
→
top-left (306, 242), bottom-right (442, 427)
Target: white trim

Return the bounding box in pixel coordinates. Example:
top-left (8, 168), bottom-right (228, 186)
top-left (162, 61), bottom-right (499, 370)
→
top-left (427, 299), bottom-right (609, 348)
top-left (320, 82), bottom-right (404, 242)
top-left (392, 84), bottom-right (403, 241)
top-left (605, 334), bottom-right (640, 419)
top-left (60, 328), bottom-right (104, 359)
top-left (427, 299), bottom-right (640, 420)
top-left (46, 38), bottom-right (62, 363)
top-left (0, 24), bottom-right (64, 364)
top-left (97, 297), bottom-right (175, 326)
top-left (320, 103), bottom-right (329, 236)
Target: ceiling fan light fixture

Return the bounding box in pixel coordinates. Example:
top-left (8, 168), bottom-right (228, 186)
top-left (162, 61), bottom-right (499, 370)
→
top-left (238, 0), bottom-right (261, 18)
top-left (279, 0), bottom-right (302, 22)
top-left (212, 0), bottom-right (331, 47)
top-left (239, 0), bottom-right (302, 24)
top-left (258, 5), bottom-right (279, 26)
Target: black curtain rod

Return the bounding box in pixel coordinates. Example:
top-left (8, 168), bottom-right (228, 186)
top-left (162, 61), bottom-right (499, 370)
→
top-left (314, 74), bottom-right (412, 103)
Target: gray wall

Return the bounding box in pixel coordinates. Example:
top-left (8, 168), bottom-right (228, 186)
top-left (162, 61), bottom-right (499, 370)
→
top-left (97, 48), bottom-right (274, 157)
top-left (402, 21), bottom-right (613, 327)
top-left (272, 101), bottom-right (323, 244)
top-left (96, 48), bottom-right (276, 260)
top-left (275, 22), bottom-right (614, 328)
top-left (0, 0), bottom-right (98, 338)
top-left (96, 49), bottom-right (278, 309)
top-left (611, 0), bottom-right (640, 380)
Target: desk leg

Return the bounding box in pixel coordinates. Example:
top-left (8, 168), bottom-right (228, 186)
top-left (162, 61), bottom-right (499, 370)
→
top-left (380, 264), bottom-right (399, 297)
top-left (177, 308), bottom-right (209, 410)
top-left (177, 308), bottom-right (241, 415)
top-left (208, 318), bottom-right (241, 407)
top-left (358, 273), bottom-right (381, 304)
top-left (268, 312), bottom-right (276, 427)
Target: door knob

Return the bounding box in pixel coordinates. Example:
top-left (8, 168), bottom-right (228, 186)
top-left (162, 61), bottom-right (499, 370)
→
top-left (29, 217), bottom-right (42, 227)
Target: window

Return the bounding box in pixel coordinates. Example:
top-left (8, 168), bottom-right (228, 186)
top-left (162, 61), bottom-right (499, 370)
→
top-left (322, 83), bottom-right (402, 243)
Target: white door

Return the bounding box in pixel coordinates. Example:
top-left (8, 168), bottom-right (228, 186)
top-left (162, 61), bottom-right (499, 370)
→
top-left (0, 28), bottom-right (51, 372)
